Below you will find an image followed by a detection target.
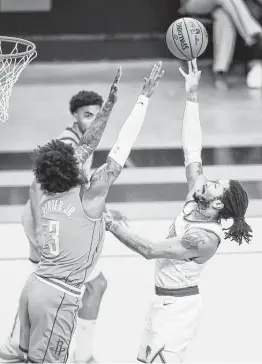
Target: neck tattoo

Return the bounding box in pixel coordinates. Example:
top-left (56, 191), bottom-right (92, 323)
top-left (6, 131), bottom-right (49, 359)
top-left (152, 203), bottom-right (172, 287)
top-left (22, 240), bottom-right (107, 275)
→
top-left (190, 207), bottom-right (214, 222)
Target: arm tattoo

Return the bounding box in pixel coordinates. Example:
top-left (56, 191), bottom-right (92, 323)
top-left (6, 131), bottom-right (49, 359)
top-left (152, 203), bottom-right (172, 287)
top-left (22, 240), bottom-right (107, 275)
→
top-left (196, 163), bottom-right (203, 175)
top-left (77, 99), bottom-right (114, 165)
top-left (75, 144), bottom-right (94, 165)
top-left (187, 91), bottom-right (197, 103)
top-left (181, 230), bottom-right (209, 250)
top-left (109, 222), bottom-right (152, 259)
top-left (106, 156), bottom-right (122, 177)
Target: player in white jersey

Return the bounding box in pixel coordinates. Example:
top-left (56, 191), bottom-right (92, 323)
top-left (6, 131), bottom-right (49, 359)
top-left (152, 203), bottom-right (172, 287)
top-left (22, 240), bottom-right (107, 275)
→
top-left (105, 59), bottom-right (253, 363)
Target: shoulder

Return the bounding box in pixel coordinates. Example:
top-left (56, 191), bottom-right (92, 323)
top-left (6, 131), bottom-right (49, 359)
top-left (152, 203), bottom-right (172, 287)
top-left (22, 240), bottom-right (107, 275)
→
top-left (182, 228), bottom-right (219, 254)
top-left (57, 126), bottom-right (82, 147)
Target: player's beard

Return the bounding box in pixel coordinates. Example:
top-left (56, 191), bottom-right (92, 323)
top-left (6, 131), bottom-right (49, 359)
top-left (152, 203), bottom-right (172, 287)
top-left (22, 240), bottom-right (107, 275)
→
top-left (193, 192), bottom-right (210, 209)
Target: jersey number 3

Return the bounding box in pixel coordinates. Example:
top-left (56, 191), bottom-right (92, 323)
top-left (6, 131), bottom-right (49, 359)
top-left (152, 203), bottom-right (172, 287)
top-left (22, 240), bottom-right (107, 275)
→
top-left (47, 220), bottom-right (60, 256)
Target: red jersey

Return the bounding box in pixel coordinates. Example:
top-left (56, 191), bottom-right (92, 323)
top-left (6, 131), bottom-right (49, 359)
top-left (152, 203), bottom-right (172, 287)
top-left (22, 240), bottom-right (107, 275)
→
top-left (35, 187), bottom-right (105, 288)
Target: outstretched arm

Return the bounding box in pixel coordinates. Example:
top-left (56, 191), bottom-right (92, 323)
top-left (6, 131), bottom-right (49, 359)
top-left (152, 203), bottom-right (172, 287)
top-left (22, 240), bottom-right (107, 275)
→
top-left (105, 61), bottom-right (165, 185)
top-left (74, 67), bottom-right (122, 166)
top-left (105, 216), bottom-right (217, 260)
top-left (81, 62), bottom-right (164, 219)
top-left (179, 60), bottom-right (206, 193)
top-left (88, 62), bottom-right (165, 191)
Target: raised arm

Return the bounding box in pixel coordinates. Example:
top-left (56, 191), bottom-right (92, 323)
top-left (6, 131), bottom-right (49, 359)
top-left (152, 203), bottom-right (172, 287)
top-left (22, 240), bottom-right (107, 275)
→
top-left (74, 67), bottom-right (122, 166)
top-left (105, 216), bottom-right (218, 261)
top-left (104, 61), bottom-right (165, 185)
top-left (179, 60), bottom-right (206, 194)
top-left (89, 62), bottom-right (164, 189)
top-left (80, 62), bottom-right (164, 219)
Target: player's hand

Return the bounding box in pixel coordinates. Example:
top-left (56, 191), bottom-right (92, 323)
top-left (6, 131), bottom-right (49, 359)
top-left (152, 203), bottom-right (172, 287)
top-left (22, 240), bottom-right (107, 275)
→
top-left (179, 59), bottom-right (201, 93)
top-left (108, 209), bottom-right (129, 228)
top-left (107, 66), bottom-right (122, 105)
top-left (141, 61), bottom-right (165, 98)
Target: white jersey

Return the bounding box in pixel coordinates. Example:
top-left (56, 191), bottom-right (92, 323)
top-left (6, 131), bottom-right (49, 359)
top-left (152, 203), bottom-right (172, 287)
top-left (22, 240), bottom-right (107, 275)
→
top-left (155, 201), bottom-right (223, 289)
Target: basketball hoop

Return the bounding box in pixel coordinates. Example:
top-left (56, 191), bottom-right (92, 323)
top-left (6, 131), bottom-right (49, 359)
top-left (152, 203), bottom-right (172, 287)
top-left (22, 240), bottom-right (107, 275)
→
top-left (0, 36), bottom-right (37, 123)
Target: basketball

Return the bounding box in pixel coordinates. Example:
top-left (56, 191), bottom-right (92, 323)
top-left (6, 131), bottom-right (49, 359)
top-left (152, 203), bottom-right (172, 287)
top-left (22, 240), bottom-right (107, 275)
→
top-left (166, 17), bottom-right (208, 60)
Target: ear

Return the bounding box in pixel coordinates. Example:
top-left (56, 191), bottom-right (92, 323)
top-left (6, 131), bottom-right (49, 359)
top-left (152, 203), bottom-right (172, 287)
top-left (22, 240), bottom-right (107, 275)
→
top-left (211, 199), bottom-right (224, 210)
top-left (73, 113), bottom-right (77, 122)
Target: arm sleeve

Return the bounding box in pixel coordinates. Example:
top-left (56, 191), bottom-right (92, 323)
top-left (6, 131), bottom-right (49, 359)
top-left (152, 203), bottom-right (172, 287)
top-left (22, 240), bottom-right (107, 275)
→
top-left (108, 95), bottom-right (149, 167)
top-left (181, 101), bottom-right (202, 167)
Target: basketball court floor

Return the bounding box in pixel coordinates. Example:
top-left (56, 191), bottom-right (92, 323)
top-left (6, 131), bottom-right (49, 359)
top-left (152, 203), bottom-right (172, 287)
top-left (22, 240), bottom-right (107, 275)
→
top-left (0, 60), bottom-right (262, 363)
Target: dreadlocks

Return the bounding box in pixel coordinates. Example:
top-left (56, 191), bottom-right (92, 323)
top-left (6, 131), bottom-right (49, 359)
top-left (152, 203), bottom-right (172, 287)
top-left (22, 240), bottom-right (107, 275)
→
top-left (219, 180), bottom-right (253, 245)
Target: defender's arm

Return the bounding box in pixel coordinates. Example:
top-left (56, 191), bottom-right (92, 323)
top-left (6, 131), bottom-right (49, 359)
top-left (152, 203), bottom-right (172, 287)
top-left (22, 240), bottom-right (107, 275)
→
top-left (75, 67), bottom-right (122, 166)
top-left (87, 62), bottom-right (164, 192)
top-left (105, 62), bottom-right (164, 187)
top-left (81, 62), bottom-right (164, 219)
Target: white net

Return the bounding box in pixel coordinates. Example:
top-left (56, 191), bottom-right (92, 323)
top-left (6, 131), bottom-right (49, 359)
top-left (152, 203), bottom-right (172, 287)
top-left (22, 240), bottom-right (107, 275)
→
top-left (0, 36), bottom-right (37, 123)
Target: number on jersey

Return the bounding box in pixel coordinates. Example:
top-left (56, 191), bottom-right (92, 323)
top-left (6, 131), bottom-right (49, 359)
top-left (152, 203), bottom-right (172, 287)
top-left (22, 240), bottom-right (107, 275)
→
top-left (47, 220), bottom-right (60, 256)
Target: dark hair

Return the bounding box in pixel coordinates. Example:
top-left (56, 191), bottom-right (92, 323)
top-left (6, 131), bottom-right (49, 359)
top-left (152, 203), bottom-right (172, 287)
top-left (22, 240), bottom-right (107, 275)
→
top-left (32, 139), bottom-right (82, 194)
top-left (219, 180), bottom-right (252, 245)
top-left (69, 90), bottom-right (103, 114)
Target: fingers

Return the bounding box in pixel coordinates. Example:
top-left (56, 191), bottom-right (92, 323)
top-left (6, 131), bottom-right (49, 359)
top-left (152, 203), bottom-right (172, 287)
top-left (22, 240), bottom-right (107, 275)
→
top-left (155, 61), bottom-right (164, 80)
top-left (149, 61), bottom-right (164, 81)
top-left (123, 220), bottom-right (129, 228)
top-left (149, 63), bottom-right (157, 80)
top-left (191, 58), bottom-right (198, 73)
top-left (178, 67), bottom-right (187, 78)
top-left (158, 69), bottom-right (165, 80)
top-left (113, 66), bottom-right (122, 85)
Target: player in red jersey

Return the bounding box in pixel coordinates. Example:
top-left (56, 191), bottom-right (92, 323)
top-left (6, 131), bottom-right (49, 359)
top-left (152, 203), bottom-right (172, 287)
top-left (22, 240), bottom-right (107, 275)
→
top-left (0, 75), bottom-right (121, 363)
top-left (18, 62), bottom-right (164, 363)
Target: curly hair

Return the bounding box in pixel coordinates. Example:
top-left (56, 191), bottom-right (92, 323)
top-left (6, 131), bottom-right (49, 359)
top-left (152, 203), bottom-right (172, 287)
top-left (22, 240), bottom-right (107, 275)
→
top-left (32, 139), bottom-right (82, 195)
top-left (219, 180), bottom-right (253, 245)
top-left (69, 90), bottom-right (104, 114)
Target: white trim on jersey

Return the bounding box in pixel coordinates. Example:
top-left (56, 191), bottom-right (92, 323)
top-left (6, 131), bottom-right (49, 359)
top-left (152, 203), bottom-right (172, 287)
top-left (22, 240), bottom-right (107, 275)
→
top-left (35, 275), bottom-right (82, 298)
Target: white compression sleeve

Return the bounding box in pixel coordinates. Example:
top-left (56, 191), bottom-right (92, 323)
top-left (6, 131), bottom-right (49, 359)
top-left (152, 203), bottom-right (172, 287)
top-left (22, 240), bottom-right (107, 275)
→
top-left (182, 101), bottom-right (202, 167)
top-left (108, 95), bottom-right (149, 167)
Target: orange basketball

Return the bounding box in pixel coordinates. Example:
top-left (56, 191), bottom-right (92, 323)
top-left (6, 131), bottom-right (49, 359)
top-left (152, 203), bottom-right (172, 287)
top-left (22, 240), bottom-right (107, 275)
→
top-left (166, 17), bottom-right (208, 60)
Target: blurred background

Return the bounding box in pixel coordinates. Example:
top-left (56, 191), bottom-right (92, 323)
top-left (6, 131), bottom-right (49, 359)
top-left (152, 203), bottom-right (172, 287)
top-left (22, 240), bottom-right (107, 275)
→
top-left (0, 1), bottom-right (262, 363)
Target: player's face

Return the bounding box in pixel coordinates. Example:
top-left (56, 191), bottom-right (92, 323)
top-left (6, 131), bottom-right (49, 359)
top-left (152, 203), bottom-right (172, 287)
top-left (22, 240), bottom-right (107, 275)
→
top-left (193, 179), bottom-right (230, 207)
top-left (74, 104), bottom-right (101, 134)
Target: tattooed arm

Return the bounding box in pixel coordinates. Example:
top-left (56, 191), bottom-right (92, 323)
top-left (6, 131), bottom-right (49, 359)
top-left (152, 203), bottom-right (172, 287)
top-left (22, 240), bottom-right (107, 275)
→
top-left (106, 217), bottom-right (218, 260)
top-left (80, 62), bottom-right (164, 219)
top-left (75, 67), bottom-right (122, 166)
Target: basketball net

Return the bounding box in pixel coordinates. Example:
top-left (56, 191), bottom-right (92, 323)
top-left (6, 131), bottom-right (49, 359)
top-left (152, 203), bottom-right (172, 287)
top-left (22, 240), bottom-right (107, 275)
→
top-left (0, 36), bottom-right (37, 123)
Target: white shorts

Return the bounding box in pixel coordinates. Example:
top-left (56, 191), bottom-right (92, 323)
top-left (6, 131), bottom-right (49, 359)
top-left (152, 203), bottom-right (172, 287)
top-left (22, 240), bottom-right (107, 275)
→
top-left (138, 293), bottom-right (203, 363)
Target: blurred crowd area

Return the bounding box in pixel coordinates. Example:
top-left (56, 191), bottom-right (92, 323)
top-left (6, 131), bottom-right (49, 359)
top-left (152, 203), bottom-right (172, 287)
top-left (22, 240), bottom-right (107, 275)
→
top-left (0, 0), bottom-right (262, 91)
top-left (179, 0), bottom-right (262, 90)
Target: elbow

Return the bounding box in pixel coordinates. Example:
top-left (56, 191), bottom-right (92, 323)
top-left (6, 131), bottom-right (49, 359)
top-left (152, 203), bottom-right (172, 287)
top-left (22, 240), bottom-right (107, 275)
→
top-left (142, 245), bottom-right (155, 260)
